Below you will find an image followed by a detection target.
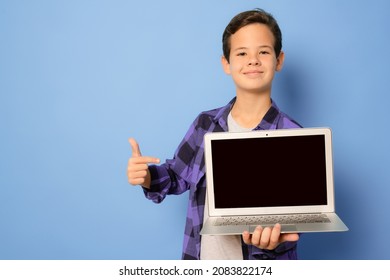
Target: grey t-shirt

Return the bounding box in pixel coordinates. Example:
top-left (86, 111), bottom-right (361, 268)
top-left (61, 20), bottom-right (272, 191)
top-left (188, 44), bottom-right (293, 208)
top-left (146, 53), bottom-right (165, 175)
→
top-left (200, 112), bottom-right (253, 260)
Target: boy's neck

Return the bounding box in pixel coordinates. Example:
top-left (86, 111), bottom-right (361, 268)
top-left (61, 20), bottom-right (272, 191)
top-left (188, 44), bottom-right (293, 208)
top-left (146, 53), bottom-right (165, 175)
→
top-left (231, 92), bottom-right (272, 129)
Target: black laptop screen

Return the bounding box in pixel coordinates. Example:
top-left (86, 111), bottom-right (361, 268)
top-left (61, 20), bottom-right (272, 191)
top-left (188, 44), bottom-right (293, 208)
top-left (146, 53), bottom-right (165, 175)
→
top-left (210, 134), bottom-right (328, 208)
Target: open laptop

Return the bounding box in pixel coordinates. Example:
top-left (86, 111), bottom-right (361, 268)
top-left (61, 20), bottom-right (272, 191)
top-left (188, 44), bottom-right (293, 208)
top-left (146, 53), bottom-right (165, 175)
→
top-left (200, 127), bottom-right (348, 235)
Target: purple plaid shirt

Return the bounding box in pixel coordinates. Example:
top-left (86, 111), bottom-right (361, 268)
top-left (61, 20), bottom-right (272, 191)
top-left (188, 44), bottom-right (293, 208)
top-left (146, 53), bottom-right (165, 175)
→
top-left (144, 97), bottom-right (301, 260)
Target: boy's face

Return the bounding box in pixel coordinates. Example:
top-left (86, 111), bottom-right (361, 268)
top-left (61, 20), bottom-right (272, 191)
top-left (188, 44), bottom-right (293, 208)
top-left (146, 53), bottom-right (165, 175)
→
top-left (222, 23), bottom-right (284, 96)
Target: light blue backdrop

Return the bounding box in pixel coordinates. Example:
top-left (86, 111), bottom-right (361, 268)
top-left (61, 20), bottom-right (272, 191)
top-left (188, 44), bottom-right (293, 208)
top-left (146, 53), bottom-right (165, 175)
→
top-left (1, 0), bottom-right (389, 260)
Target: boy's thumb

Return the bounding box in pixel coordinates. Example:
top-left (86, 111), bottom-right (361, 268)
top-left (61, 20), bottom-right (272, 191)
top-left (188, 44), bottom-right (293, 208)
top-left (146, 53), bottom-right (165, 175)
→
top-left (129, 138), bottom-right (142, 157)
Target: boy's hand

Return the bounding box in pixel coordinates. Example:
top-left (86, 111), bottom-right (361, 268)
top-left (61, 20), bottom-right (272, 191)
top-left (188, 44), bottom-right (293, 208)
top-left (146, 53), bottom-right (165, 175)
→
top-left (127, 138), bottom-right (160, 188)
top-left (242, 223), bottom-right (299, 250)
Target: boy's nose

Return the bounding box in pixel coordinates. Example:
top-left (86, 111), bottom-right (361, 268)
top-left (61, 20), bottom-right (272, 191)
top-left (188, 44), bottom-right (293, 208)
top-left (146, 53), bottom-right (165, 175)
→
top-left (248, 56), bottom-right (261, 66)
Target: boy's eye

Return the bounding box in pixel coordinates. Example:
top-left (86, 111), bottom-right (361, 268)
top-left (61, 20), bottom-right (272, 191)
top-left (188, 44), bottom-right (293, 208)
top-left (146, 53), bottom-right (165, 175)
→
top-left (260, 51), bottom-right (270, 55)
top-left (237, 52), bottom-right (246, 56)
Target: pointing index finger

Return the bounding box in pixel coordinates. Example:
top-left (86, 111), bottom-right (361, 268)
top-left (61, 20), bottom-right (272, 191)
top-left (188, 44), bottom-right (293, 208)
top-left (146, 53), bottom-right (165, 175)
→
top-left (130, 156), bottom-right (160, 164)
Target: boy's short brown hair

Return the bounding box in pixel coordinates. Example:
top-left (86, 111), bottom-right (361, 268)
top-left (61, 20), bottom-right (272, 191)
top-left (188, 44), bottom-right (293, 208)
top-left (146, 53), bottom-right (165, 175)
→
top-left (222, 9), bottom-right (282, 62)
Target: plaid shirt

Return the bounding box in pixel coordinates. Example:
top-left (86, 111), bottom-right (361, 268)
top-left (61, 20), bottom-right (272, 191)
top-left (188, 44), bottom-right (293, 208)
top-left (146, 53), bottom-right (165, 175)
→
top-left (144, 97), bottom-right (301, 260)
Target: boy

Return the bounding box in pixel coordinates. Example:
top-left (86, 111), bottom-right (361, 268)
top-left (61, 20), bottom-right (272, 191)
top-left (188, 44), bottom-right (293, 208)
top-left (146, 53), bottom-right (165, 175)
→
top-left (127, 9), bottom-right (300, 260)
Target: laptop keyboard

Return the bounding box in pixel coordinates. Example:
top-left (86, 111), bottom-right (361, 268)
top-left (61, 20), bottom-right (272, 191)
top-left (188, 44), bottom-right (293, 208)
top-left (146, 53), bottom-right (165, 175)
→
top-left (215, 213), bottom-right (331, 226)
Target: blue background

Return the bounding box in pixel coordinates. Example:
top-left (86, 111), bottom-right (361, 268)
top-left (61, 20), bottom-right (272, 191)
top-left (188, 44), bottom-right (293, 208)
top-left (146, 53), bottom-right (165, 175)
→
top-left (1, 0), bottom-right (389, 260)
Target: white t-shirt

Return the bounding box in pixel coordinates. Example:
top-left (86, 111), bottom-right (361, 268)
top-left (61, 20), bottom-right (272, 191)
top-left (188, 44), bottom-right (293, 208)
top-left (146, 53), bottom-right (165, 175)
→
top-left (200, 112), bottom-right (253, 260)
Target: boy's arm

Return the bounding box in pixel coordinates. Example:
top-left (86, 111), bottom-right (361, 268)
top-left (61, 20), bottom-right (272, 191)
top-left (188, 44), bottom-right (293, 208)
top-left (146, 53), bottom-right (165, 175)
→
top-left (127, 138), bottom-right (191, 203)
top-left (128, 114), bottom-right (204, 203)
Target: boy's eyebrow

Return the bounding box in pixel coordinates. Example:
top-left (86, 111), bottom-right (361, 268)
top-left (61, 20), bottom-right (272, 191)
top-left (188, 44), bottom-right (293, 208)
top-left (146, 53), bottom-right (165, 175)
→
top-left (232, 45), bottom-right (273, 52)
top-left (232, 47), bottom-right (247, 52)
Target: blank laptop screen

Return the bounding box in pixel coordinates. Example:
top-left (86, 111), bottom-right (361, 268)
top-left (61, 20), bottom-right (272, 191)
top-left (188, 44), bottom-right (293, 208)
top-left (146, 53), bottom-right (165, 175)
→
top-left (210, 134), bottom-right (328, 209)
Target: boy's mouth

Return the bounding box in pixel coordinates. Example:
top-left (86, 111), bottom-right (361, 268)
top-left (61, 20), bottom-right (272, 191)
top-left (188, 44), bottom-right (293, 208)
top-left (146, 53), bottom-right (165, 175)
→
top-left (243, 70), bottom-right (263, 77)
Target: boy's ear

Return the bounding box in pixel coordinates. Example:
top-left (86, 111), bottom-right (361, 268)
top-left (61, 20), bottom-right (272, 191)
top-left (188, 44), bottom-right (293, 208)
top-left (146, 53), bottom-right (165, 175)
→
top-left (221, 55), bottom-right (231, 75)
top-left (276, 51), bottom-right (285, 72)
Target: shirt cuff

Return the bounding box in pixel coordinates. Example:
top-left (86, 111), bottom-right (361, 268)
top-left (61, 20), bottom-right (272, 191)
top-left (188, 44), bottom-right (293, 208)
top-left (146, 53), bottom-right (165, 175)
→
top-left (250, 241), bottom-right (298, 260)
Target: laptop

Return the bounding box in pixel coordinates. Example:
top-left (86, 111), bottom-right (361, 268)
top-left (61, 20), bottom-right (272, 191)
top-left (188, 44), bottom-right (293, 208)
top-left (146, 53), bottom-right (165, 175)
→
top-left (200, 127), bottom-right (348, 235)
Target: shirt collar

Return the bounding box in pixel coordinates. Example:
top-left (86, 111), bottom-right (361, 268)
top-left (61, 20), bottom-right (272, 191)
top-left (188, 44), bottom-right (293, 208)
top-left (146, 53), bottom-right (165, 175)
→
top-left (212, 97), bottom-right (282, 131)
top-left (254, 100), bottom-right (281, 130)
top-left (212, 97), bottom-right (235, 131)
